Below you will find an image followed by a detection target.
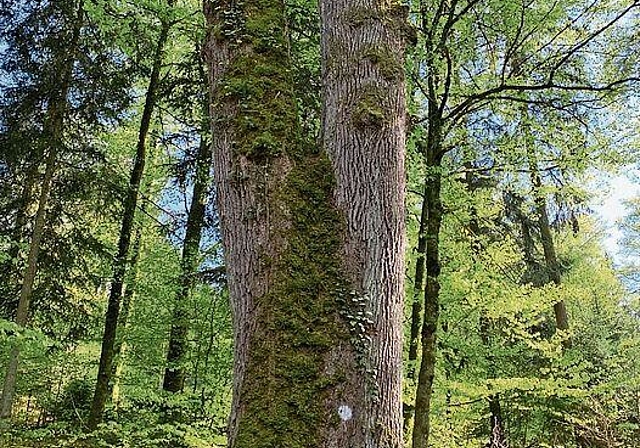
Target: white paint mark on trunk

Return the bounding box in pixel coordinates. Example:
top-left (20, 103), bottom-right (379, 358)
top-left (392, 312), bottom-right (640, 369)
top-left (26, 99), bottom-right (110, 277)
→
top-left (338, 405), bottom-right (353, 422)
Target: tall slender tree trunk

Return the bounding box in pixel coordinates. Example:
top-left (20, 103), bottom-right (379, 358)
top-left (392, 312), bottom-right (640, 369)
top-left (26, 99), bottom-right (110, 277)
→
top-left (404, 160), bottom-right (428, 431)
top-left (163, 132), bottom-right (212, 393)
top-left (411, 110), bottom-right (444, 448)
top-left (408, 176), bottom-right (429, 372)
top-left (109, 223), bottom-right (143, 407)
top-left (523, 111), bottom-right (569, 342)
top-left (0, 0), bottom-right (83, 419)
top-left (87, 4), bottom-right (172, 428)
top-left (204, 0), bottom-right (408, 446)
top-left (531, 170), bottom-right (570, 334)
top-left (0, 150), bottom-right (57, 419)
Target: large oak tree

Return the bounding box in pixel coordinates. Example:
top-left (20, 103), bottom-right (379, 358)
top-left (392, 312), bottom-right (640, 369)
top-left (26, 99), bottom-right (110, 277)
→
top-left (203, 0), bottom-right (410, 446)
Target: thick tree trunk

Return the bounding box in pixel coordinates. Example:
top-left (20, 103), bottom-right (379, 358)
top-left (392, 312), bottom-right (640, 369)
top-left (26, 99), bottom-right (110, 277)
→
top-left (320, 1), bottom-right (407, 446)
top-left (204, 0), bottom-right (407, 446)
top-left (163, 133), bottom-right (212, 393)
top-left (205, 2), bottom-right (336, 444)
top-left (87, 5), bottom-right (172, 428)
top-left (0, 0), bottom-right (83, 419)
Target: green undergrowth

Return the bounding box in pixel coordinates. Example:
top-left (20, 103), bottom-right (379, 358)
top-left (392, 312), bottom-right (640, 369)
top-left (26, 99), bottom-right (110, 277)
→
top-left (1, 421), bottom-right (226, 448)
top-left (1, 389), bottom-right (229, 448)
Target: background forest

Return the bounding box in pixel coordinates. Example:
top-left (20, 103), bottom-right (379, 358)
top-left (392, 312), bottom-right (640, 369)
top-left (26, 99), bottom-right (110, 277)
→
top-left (1, 0), bottom-right (640, 447)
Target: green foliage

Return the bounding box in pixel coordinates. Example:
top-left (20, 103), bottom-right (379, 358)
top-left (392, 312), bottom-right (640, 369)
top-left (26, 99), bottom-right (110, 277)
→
top-left (1, 420), bottom-right (226, 448)
top-left (52, 379), bottom-right (94, 424)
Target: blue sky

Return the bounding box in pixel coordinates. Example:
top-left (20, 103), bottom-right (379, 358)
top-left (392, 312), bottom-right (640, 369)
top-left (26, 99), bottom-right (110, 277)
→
top-left (593, 172), bottom-right (639, 259)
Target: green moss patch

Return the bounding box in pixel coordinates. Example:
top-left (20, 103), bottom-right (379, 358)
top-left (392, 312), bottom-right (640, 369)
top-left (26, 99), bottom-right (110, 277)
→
top-left (362, 44), bottom-right (403, 81)
top-left (234, 151), bottom-right (353, 448)
top-left (352, 84), bottom-right (389, 128)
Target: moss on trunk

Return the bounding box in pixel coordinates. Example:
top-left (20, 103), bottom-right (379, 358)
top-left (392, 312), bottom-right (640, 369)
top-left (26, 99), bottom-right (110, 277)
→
top-left (206, 0), bottom-right (407, 445)
top-left (234, 153), bottom-right (352, 448)
top-left (207, 2), bottom-right (355, 446)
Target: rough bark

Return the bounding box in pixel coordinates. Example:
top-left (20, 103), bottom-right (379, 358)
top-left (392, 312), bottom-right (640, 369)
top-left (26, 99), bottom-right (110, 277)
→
top-left (163, 133), bottom-right (212, 393)
top-left (205, 1), bottom-right (340, 444)
top-left (87, 4), bottom-right (172, 428)
top-left (320, 1), bottom-right (407, 446)
top-left (0, 0), bottom-right (83, 419)
top-left (203, 0), bottom-right (408, 446)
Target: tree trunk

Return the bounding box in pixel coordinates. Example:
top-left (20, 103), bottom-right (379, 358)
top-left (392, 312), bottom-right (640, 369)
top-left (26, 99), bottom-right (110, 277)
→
top-left (411, 167), bottom-right (443, 448)
top-left (163, 132), bottom-right (212, 393)
top-left (109, 222), bottom-right (143, 407)
top-left (0, 0), bottom-right (83, 419)
top-left (320, 1), bottom-right (408, 445)
top-left (404, 161), bottom-right (428, 431)
top-left (411, 113), bottom-right (444, 448)
top-left (203, 0), bottom-right (408, 446)
top-left (408, 178), bottom-right (429, 372)
top-left (523, 110), bottom-right (570, 342)
top-left (0, 149), bottom-right (57, 419)
top-left (87, 4), bottom-right (172, 428)
top-left (487, 395), bottom-right (508, 448)
top-left (531, 170), bottom-right (570, 334)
